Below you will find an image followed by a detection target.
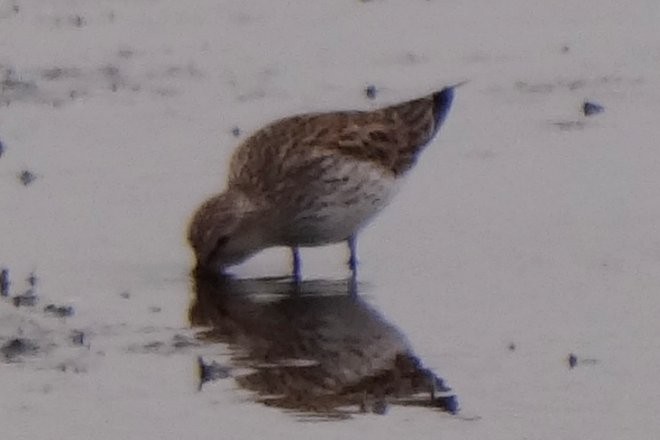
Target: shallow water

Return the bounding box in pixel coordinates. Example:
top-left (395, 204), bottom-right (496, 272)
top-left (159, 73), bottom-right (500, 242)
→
top-left (2, 0), bottom-right (660, 438)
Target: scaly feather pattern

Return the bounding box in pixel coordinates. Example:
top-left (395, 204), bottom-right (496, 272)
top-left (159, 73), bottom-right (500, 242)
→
top-left (188, 86), bottom-right (456, 276)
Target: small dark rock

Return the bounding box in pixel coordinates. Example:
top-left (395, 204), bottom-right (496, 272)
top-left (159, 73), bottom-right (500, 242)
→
top-left (230, 126), bottom-right (241, 137)
top-left (553, 120), bottom-right (585, 131)
top-left (2, 338), bottom-right (38, 361)
top-left (44, 304), bottom-right (75, 318)
top-left (582, 101), bottom-right (604, 116)
top-left (508, 342), bottom-right (516, 351)
top-left (198, 356), bottom-right (231, 390)
top-left (364, 84), bottom-right (377, 100)
top-left (117, 49), bottom-right (134, 59)
top-left (26, 272), bottom-right (37, 287)
top-left (42, 67), bottom-right (64, 80)
top-left (171, 334), bottom-right (197, 349)
top-left (69, 15), bottom-right (86, 27)
top-left (143, 341), bottom-right (164, 351)
top-left (119, 291), bottom-right (130, 299)
top-left (0, 139), bottom-right (4, 158)
top-left (57, 361), bottom-right (85, 373)
top-left (0, 268), bottom-right (9, 297)
top-left (568, 353), bottom-right (578, 369)
top-left (18, 170), bottom-right (37, 186)
top-left (70, 330), bottom-right (85, 346)
top-left (148, 306), bottom-right (162, 313)
top-left (12, 290), bottom-right (37, 307)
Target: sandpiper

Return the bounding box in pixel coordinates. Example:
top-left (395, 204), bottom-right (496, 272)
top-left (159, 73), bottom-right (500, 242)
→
top-left (188, 86), bottom-right (456, 280)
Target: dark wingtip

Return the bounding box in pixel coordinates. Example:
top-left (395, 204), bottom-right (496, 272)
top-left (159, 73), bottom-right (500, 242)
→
top-left (432, 86), bottom-right (456, 129)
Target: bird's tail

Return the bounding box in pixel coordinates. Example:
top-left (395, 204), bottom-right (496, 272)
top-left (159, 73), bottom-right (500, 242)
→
top-left (379, 83), bottom-right (460, 174)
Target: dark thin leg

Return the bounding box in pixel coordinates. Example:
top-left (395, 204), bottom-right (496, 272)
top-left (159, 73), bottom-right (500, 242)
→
top-left (347, 235), bottom-right (358, 297)
top-left (348, 269), bottom-right (357, 297)
top-left (291, 246), bottom-right (301, 283)
top-left (347, 235), bottom-right (358, 273)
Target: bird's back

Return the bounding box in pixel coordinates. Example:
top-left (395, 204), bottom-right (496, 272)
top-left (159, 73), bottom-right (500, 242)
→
top-left (227, 87), bottom-right (455, 202)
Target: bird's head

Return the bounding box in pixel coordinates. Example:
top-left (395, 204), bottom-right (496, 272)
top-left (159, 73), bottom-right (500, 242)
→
top-left (187, 191), bottom-right (264, 273)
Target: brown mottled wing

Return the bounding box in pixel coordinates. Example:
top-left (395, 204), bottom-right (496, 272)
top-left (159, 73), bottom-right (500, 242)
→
top-left (227, 89), bottom-right (453, 194)
top-left (318, 95), bottom-right (440, 176)
top-left (227, 115), bottom-right (328, 194)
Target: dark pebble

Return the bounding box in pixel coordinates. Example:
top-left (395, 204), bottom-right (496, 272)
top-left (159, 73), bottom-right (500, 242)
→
top-left (27, 272), bottom-right (37, 287)
top-left (198, 356), bottom-right (231, 389)
top-left (141, 341), bottom-right (165, 352)
top-left (172, 334), bottom-right (197, 349)
top-left (231, 126), bottom-right (241, 137)
top-left (70, 15), bottom-right (86, 27)
top-left (508, 342), bottom-right (516, 351)
top-left (12, 290), bottom-right (38, 307)
top-left (44, 304), bottom-right (75, 318)
top-left (553, 120), bottom-right (585, 131)
top-left (18, 170), bottom-right (37, 186)
top-left (568, 353), bottom-right (578, 369)
top-left (364, 84), bottom-right (377, 100)
top-left (2, 338), bottom-right (39, 361)
top-left (119, 291), bottom-right (130, 299)
top-left (0, 268), bottom-right (9, 297)
top-left (0, 139), bottom-right (4, 158)
top-left (582, 101), bottom-right (604, 116)
top-left (71, 330), bottom-right (85, 346)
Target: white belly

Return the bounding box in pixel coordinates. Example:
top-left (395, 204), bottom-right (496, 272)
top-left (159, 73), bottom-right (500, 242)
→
top-left (280, 159), bottom-right (399, 246)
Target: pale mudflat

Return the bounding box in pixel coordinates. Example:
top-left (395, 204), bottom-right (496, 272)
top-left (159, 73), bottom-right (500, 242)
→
top-left (1, 1), bottom-right (660, 439)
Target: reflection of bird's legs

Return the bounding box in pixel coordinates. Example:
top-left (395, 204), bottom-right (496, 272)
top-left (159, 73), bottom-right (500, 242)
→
top-left (347, 235), bottom-right (358, 274)
top-left (347, 235), bottom-right (358, 296)
top-left (359, 391), bottom-right (368, 413)
top-left (348, 271), bottom-right (357, 297)
top-left (291, 246), bottom-right (301, 284)
top-left (291, 238), bottom-right (357, 290)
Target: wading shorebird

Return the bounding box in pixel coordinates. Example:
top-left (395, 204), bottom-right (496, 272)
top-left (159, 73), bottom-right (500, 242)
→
top-left (188, 86), bottom-right (456, 281)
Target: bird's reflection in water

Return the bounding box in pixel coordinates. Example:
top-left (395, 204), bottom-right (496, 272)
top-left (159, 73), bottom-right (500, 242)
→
top-left (189, 271), bottom-right (458, 420)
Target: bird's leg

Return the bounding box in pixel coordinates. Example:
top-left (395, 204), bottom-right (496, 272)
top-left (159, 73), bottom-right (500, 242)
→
top-left (347, 235), bottom-right (358, 297)
top-left (290, 246), bottom-right (301, 284)
top-left (348, 270), bottom-right (357, 297)
top-left (347, 235), bottom-right (358, 273)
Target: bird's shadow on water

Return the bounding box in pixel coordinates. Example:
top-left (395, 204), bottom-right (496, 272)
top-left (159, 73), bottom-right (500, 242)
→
top-left (189, 270), bottom-right (458, 420)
